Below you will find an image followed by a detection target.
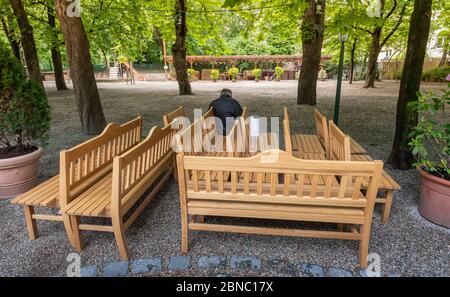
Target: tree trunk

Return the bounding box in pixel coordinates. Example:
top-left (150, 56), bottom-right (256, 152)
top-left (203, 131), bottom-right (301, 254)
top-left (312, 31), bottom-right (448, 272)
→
top-left (47, 6), bottom-right (68, 91)
top-left (364, 27), bottom-right (381, 88)
top-left (439, 47), bottom-right (447, 67)
top-left (297, 0), bottom-right (326, 105)
top-left (55, 0), bottom-right (106, 135)
top-left (153, 26), bottom-right (165, 59)
top-left (349, 38), bottom-right (357, 84)
top-left (388, 0), bottom-right (433, 170)
top-left (1, 16), bottom-right (21, 61)
top-left (9, 0), bottom-right (43, 87)
top-left (172, 0), bottom-right (192, 95)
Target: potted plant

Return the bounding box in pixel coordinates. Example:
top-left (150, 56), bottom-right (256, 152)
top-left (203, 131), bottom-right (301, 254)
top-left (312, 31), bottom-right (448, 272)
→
top-left (229, 66), bottom-right (239, 82)
top-left (0, 45), bottom-right (51, 199)
top-left (187, 68), bottom-right (196, 81)
top-left (408, 81), bottom-right (450, 227)
top-left (275, 66), bottom-right (284, 82)
top-left (210, 69), bottom-right (220, 82)
top-left (252, 68), bottom-right (262, 82)
top-left (318, 68), bottom-right (328, 81)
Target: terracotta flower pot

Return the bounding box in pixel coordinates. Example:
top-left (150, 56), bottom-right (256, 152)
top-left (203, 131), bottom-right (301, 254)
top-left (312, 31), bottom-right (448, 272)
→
top-left (418, 168), bottom-right (450, 228)
top-left (0, 147), bottom-right (43, 199)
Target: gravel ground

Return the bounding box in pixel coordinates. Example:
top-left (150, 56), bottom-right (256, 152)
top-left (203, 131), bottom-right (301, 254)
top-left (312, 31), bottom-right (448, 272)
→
top-left (0, 80), bottom-right (449, 277)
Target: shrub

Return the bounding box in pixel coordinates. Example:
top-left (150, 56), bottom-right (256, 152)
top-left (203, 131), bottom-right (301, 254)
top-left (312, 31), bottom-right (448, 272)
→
top-left (0, 45), bottom-right (51, 159)
top-left (252, 68), bottom-right (262, 80)
top-left (323, 62), bottom-right (339, 79)
top-left (392, 69), bottom-right (402, 80)
top-left (318, 69), bottom-right (328, 80)
top-left (229, 67), bottom-right (239, 80)
top-left (187, 68), bottom-right (196, 80)
top-left (275, 66), bottom-right (284, 80)
top-left (210, 69), bottom-right (220, 81)
top-left (408, 82), bottom-right (450, 180)
top-left (421, 66), bottom-right (450, 82)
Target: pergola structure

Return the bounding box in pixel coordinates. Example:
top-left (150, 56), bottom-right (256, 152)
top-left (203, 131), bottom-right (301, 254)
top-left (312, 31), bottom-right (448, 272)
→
top-left (164, 54), bottom-right (332, 67)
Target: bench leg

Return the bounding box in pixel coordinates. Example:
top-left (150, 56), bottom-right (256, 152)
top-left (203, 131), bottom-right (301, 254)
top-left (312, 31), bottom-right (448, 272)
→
top-left (337, 223), bottom-right (344, 232)
top-left (62, 215), bottom-right (76, 248)
top-left (359, 224), bottom-right (371, 268)
top-left (69, 216), bottom-right (84, 251)
top-left (181, 211), bottom-right (189, 255)
top-left (381, 191), bottom-right (394, 224)
top-left (23, 206), bottom-right (38, 240)
top-left (112, 218), bottom-right (130, 260)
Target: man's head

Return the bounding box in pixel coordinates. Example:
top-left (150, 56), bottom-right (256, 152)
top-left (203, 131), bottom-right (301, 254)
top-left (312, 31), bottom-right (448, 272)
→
top-left (220, 88), bottom-right (232, 97)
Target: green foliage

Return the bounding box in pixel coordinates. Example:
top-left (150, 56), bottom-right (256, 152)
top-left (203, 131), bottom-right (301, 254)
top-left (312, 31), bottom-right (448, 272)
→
top-left (408, 84), bottom-right (450, 179)
top-left (421, 66), bottom-right (450, 82)
top-left (393, 69), bottom-right (402, 80)
top-left (187, 68), bottom-right (196, 80)
top-left (323, 62), bottom-right (339, 79)
top-left (210, 69), bottom-right (220, 80)
top-left (251, 68), bottom-right (262, 80)
top-left (228, 66), bottom-right (239, 80)
top-left (275, 66), bottom-right (284, 80)
top-left (0, 44), bottom-right (51, 153)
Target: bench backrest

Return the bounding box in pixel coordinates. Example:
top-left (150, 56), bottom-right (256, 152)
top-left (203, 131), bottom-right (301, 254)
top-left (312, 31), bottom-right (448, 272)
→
top-left (176, 106), bottom-right (247, 156)
top-left (178, 150), bottom-right (382, 210)
top-left (176, 118), bottom-right (204, 155)
top-left (202, 107), bottom-right (214, 122)
top-left (328, 120), bottom-right (351, 161)
top-left (112, 124), bottom-right (175, 215)
top-left (163, 106), bottom-right (185, 127)
top-left (60, 117), bottom-right (142, 205)
top-left (224, 106), bottom-right (248, 157)
top-left (314, 109), bottom-right (329, 158)
top-left (283, 107), bottom-right (292, 154)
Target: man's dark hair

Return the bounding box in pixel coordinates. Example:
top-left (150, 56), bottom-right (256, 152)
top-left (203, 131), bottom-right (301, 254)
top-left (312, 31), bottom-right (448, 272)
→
top-left (220, 88), bottom-right (232, 96)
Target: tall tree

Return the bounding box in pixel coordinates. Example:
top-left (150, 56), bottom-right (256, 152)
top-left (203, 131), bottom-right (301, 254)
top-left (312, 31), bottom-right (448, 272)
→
top-left (297, 0), bottom-right (326, 106)
top-left (388, 0), bottom-right (433, 169)
top-left (55, 0), bottom-right (106, 135)
top-left (172, 0), bottom-right (192, 95)
top-left (47, 4), bottom-right (68, 91)
top-left (438, 33), bottom-right (448, 67)
top-left (362, 0), bottom-right (407, 88)
top-left (1, 14), bottom-right (21, 60)
top-left (9, 0), bottom-right (43, 87)
top-left (349, 37), bottom-right (357, 84)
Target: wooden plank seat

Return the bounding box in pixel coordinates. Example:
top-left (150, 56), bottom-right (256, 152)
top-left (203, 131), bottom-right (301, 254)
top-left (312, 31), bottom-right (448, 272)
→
top-left (290, 109), bottom-right (329, 157)
top-left (11, 117), bottom-right (142, 243)
top-left (177, 149), bottom-right (383, 268)
top-left (288, 108), bottom-right (368, 157)
top-left (62, 124), bottom-right (176, 260)
top-left (350, 137), bottom-right (368, 155)
top-left (328, 121), bottom-right (400, 223)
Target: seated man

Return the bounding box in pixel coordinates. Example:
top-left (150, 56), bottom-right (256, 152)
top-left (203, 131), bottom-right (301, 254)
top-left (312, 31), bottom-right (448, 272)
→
top-left (209, 88), bottom-right (243, 135)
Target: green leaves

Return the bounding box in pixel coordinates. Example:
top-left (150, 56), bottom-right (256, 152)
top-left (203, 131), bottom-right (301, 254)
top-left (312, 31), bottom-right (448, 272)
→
top-left (408, 86), bottom-right (450, 179)
top-left (0, 44), bottom-right (51, 151)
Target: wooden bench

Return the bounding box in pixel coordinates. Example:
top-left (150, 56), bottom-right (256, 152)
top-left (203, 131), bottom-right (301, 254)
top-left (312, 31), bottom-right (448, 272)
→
top-left (176, 149), bottom-right (383, 268)
top-left (289, 109), bottom-right (368, 157)
top-left (328, 121), bottom-right (400, 223)
top-left (163, 106), bottom-right (186, 128)
top-left (11, 118), bottom-right (142, 244)
top-left (62, 124), bottom-right (176, 260)
top-left (291, 109), bottom-right (329, 158)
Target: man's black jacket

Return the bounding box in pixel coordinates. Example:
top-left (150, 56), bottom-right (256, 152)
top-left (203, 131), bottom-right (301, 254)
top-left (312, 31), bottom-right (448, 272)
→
top-left (209, 94), bottom-right (243, 135)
